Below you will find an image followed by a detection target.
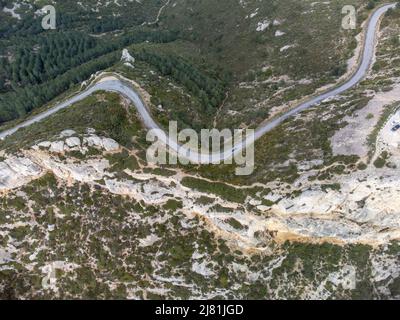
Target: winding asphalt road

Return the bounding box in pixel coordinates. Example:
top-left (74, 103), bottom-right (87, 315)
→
top-left (0, 3), bottom-right (396, 163)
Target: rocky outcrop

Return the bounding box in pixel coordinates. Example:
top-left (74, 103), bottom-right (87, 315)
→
top-left (0, 130), bottom-right (120, 191)
top-left (33, 129), bottom-right (121, 154)
top-left (0, 156), bottom-right (43, 190)
top-left (1, 128), bottom-right (400, 248)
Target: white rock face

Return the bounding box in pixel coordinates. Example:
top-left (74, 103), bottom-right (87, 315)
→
top-left (82, 135), bottom-right (120, 151)
top-left (44, 158), bottom-right (110, 183)
top-left (2, 3), bottom-right (22, 20)
top-left (84, 135), bottom-right (103, 148)
top-left (49, 141), bottom-right (65, 153)
top-left (192, 261), bottom-right (215, 277)
top-left (37, 141), bottom-right (51, 148)
top-left (65, 137), bottom-right (81, 148)
top-left (36, 132), bottom-right (119, 154)
top-left (266, 167), bottom-right (400, 244)
top-left (0, 130), bottom-right (121, 191)
top-left (60, 130), bottom-right (76, 138)
top-left (0, 157), bottom-right (43, 190)
top-left (0, 152), bottom-right (110, 188)
top-left (102, 138), bottom-right (120, 152)
top-left (256, 19), bottom-right (270, 32)
top-left (139, 234), bottom-right (161, 247)
top-left (280, 44), bottom-right (295, 52)
top-left (121, 49), bottom-right (135, 65)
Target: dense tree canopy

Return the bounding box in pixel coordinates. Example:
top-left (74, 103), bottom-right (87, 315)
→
top-left (0, 29), bottom-right (179, 123)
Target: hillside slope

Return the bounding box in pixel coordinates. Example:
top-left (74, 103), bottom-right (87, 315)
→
top-left (0, 0), bottom-right (399, 300)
